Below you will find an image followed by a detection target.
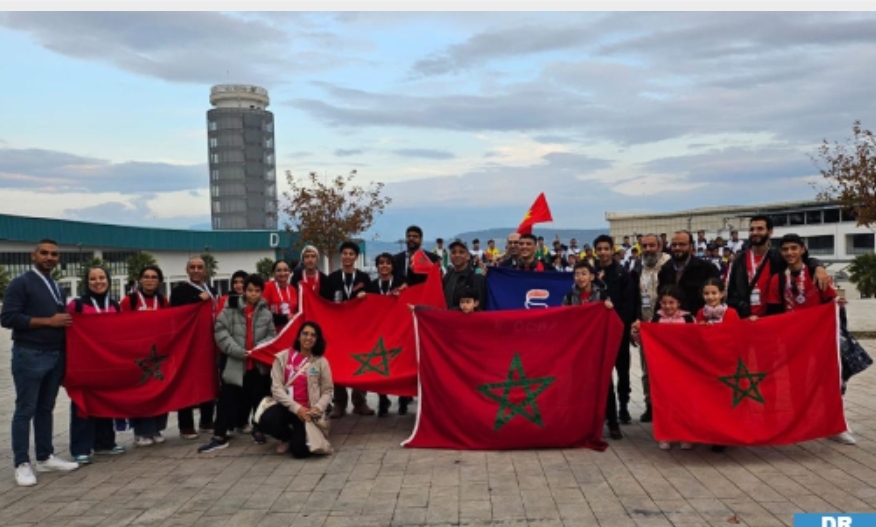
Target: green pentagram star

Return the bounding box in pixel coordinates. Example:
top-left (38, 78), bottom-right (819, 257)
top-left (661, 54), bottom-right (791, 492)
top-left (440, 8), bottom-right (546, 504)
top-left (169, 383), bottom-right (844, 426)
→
top-left (352, 337), bottom-right (402, 376)
top-left (718, 358), bottom-right (768, 408)
top-left (477, 354), bottom-right (555, 431)
top-left (136, 345), bottom-right (169, 385)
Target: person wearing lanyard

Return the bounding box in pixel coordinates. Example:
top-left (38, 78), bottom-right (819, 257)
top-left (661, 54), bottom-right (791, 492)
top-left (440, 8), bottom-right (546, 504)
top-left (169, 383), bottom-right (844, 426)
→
top-left (291, 245), bottom-right (326, 296)
top-left (199, 274), bottom-right (277, 453)
top-left (121, 265), bottom-right (170, 446)
top-left (1, 239), bottom-right (80, 486)
top-left (321, 241), bottom-right (375, 418)
top-left (67, 266), bottom-right (126, 464)
top-left (170, 257), bottom-right (218, 440)
top-left (264, 260), bottom-right (299, 332)
top-left (217, 270), bottom-right (248, 312)
top-left (365, 253), bottom-right (411, 417)
top-left (393, 225), bottom-right (441, 287)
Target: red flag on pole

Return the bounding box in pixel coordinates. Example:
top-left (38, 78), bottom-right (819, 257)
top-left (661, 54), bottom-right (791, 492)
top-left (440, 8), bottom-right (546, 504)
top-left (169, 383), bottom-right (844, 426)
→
top-left (403, 303), bottom-right (623, 450)
top-left (65, 303), bottom-right (217, 418)
top-left (641, 302), bottom-right (847, 446)
top-left (410, 248), bottom-right (436, 274)
top-left (516, 193), bottom-right (553, 234)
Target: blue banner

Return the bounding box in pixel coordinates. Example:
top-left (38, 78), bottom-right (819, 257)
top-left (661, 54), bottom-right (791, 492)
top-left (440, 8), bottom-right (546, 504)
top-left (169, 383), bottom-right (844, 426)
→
top-left (795, 514), bottom-right (876, 527)
top-left (485, 267), bottom-right (574, 310)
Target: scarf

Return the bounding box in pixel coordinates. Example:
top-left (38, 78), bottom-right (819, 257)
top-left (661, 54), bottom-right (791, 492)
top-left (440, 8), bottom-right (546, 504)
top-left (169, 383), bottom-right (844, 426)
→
top-left (702, 304), bottom-right (728, 323)
top-left (656, 308), bottom-right (690, 324)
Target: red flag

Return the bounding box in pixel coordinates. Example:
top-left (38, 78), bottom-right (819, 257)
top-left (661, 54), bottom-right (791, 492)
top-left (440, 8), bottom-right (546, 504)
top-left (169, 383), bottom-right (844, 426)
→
top-left (516, 192), bottom-right (553, 234)
top-left (403, 304), bottom-right (623, 450)
top-left (249, 312), bottom-right (305, 367)
top-left (641, 302), bottom-right (846, 446)
top-left (65, 303), bottom-right (217, 418)
top-left (300, 264), bottom-right (445, 396)
top-left (411, 248), bottom-right (436, 274)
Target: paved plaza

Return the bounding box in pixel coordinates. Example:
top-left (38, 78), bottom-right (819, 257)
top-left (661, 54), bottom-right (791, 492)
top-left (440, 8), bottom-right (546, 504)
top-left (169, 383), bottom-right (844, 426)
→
top-left (0, 302), bottom-right (874, 527)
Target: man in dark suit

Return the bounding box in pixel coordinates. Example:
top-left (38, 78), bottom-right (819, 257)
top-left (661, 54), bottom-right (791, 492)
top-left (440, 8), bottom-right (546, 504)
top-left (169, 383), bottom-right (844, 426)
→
top-left (393, 225), bottom-right (441, 286)
top-left (657, 231), bottom-right (720, 316)
top-left (170, 257), bottom-right (218, 440)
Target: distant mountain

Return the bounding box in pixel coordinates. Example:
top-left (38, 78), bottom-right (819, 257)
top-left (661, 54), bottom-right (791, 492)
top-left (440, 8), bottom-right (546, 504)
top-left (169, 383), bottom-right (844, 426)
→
top-left (363, 227), bottom-right (608, 255)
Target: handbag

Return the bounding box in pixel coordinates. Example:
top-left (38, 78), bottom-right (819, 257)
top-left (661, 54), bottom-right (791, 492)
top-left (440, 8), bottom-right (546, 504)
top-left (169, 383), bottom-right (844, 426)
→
top-left (254, 358), bottom-right (310, 424)
top-left (840, 330), bottom-right (873, 380)
top-left (305, 420), bottom-right (333, 455)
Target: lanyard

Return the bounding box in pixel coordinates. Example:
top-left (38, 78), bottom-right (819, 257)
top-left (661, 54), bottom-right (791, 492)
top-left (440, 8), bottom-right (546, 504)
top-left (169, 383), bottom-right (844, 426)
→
top-left (275, 281), bottom-right (290, 304)
top-left (91, 297), bottom-right (111, 313)
top-left (32, 269), bottom-right (63, 306)
top-left (188, 281), bottom-right (214, 300)
top-left (342, 272), bottom-right (355, 299)
top-left (301, 271), bottom-right (319, 285)
top-left (379, 278), bottom-right (394, 295)
top-left (785, 268), bottom-right (807, 307)
top-left (137, 292), bottom-right (159, 311)
top-left (748, 251), bottom-right (768, 284)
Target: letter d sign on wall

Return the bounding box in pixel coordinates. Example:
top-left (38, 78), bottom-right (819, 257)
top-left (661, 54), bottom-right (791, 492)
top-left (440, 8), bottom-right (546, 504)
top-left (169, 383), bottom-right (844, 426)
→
top-left (269, 233), bottom-right (279, 248)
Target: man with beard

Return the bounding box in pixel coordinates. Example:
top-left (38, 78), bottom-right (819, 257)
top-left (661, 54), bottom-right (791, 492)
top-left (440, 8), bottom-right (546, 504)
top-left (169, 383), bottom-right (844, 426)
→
top-left (593, 234), bottom-right (636, 436)
top-left (443, 240), bottom-right (487, 310)
top-left (631, 234), bottom-right (670, 423)
top-left (657, 231), bottom-right (720, 316)
top-left (727, 215), bottom-right (829, 320)
top-left (393, 226), bottom-right (441, 287)
top-left (501, 232), bottom-right (521, 267)
top-left (505, 234), bottom-right (555, 271)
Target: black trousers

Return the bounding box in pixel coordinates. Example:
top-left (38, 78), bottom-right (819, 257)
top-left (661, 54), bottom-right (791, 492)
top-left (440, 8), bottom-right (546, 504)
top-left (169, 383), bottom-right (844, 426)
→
top-left (235, 369), bottom-right (271, 429)
top-left (177, 400), bottom-right (215, 431)
top-left (258, 404), bottom-right (311, 459)
top-left (333, 386), bottom-right (367, 409)
top-left (605, 381), bottom-right (619, 428)
top-left (614, 325), bottom-right (632, 406)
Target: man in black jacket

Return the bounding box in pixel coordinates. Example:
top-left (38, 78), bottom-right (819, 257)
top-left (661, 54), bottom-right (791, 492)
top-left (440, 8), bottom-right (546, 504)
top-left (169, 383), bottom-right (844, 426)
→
top-left (443, 240), bottom-right (486, 310)
top-left (657, 231), bottom-right (720, 316)
top-left (170, 257), bottom-right (218, 439)
top-left (593, 234), bottom-right (637, 437)
top-left (393, 225), bottom-right (441, 286)
top-left (726, 214), bottom-right (829, 319)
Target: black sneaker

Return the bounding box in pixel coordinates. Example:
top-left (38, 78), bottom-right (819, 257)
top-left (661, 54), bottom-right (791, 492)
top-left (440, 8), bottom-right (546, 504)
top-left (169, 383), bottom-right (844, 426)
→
top-left (608, 426), bottom-right (623, 440)
top-left (619, 405), bottom-right (631, 425)
top-left (711, 445), bottom-right (726, 453)
top-left (398, 397), bottom-right (411, 416)
top-left (639, 408), bottom-right (652, 423)
top-left (378, 395), bottom-right (390, 417)
top-left (197, 437), bottom-right (228, 453)
top-left (251, 430), bottom-right (267, 445)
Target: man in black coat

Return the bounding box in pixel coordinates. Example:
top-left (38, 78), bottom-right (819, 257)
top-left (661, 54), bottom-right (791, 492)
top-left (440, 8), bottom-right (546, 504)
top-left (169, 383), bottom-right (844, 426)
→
top-left (657, 231), bottom-right (720, 316)
top-left (393, 225), bottom-right (441, 286)
top-left (170, 257), bottom-right (218, 439)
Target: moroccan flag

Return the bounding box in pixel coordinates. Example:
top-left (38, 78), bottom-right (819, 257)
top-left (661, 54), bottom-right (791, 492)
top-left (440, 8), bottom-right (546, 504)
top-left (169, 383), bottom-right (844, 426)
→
top-left (249, 312), bottom-right (305, 367)
top-left (65, 303), bottom-right (217, 418)
top-left (641, 302), bottom-right (847, 446)
top-left (485, 267), bottom-right (573, 310)
top-left (403, 304), bottom-right (623, 450)
top-left (410, 249), bottom-right (437, 274)
top-left (301, 265), bottom-right (445, 396)
top-left (516, 192), bottom-right (553, 234)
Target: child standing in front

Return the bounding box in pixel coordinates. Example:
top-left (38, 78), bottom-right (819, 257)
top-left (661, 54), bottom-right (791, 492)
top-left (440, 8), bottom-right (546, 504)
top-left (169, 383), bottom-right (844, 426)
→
top-left (696, 278), bottom-right (740, 325)
top-left (647, 285), bottom-right (694, 451)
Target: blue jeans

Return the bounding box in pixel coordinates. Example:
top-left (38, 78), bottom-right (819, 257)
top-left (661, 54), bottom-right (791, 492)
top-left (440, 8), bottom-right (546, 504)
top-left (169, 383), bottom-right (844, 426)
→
top-left (130, 414), bottom-right (168, 437)
top-left (11, 346), bottom-right (65, 467)
top-left (69, 402), bottom-right (117, 456)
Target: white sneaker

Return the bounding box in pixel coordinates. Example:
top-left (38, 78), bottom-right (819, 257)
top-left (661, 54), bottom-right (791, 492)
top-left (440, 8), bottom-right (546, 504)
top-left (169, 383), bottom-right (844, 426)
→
top-left (135, 436), bottom-right (155, 447)
top-left (152, 432), bottom-right (166, 444)
top-left (681, 442), bottom-right (694, 450)
top-left (829, 431), bottom-right (856, 445)
top-left (35, 455), bottom-right (79, 473)
top-left (658, 442), bottom-right (671, 450)
top-left (15, 463), bottom-right (37, 487)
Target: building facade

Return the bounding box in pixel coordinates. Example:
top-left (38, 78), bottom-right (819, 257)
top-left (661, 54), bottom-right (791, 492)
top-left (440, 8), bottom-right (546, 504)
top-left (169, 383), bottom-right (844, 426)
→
top-left (606, 200), bottom-right (875, 263)
top-left (207, 84), bottom-right (278, 231)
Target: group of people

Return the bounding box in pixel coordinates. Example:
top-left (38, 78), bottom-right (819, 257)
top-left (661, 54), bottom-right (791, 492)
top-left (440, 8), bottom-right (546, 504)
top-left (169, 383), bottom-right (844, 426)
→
top-left (0, 217), bottom-right (856, 488)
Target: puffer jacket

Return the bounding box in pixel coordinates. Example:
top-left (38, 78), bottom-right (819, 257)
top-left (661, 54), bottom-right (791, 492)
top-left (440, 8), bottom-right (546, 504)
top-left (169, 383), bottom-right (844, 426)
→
top-left (214, 298), bottom-right (276, 387)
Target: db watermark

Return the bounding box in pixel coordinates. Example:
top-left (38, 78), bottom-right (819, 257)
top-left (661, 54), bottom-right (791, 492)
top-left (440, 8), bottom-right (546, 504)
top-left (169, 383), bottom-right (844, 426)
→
top-left (794, 514), bottom-right (876, 527)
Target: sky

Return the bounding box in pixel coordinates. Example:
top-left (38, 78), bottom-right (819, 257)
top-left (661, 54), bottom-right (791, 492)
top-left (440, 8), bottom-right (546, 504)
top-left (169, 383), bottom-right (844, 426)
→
top-left (1, 11), bottom-right (875, 241)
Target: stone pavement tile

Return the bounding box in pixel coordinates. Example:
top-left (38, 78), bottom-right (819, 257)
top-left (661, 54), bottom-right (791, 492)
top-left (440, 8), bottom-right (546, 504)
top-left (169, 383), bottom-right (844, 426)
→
top-left (95, 508), bottom-right (145, 527)
top-left (491, 493), bottom-right (527, 519)
top-left (459, 480), bottom-right (490, 501)
top-left (151, 509), bottom-right (204, 527)
top-left (593, 511), bottom-right (638, 527)
top-left (426, 499), bottom-right (459, 525)
top-left (391, 507), bottom-right (427, 526)
top-left (459, 499), bottom-right (491, 521)
top-left (268, 490), bottom-right (312, 513)
top-left (396, 486), bottom-right (429, 508)
top-left (525, 519), bottom-right (565, 527)
top-left (288, 511), bottom-right (328, 527)
top-left (241, 485), bottom-right (283, 510)
top-left (652, 498), bottom-right (709, 525)
top-left (361, 491), bottom-right (398, 516)
top-left (549, 488), bottom-right (585, 503)
top-left (722, 497), bottom-right (785, 526)
top-left (556, 501), bottom-right (597, 524)
top-left (253, 512), bottom-right (299, 527)
top-left (760, 500), bottom-right (803, 526)
top-left (686, 497), bottom-right (737, 524)
top-left (65, 517), bottom-right (119, 527)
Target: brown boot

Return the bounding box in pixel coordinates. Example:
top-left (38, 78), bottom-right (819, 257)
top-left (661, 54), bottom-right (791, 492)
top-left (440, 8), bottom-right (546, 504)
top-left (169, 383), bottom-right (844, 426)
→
top-left (353, 404), bottom-right (375, 416)
top-left (330, 405), bottom-right (346, 419)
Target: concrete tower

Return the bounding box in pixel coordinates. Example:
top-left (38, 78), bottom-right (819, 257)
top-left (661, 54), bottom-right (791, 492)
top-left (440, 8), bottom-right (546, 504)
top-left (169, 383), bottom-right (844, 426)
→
top-left (207, 84), bottom-right (277, 230)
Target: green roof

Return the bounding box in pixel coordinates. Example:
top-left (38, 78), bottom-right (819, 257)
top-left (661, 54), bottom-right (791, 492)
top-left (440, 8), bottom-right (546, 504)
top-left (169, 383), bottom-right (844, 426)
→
top-left (0, 214), bottom-right (296, 252)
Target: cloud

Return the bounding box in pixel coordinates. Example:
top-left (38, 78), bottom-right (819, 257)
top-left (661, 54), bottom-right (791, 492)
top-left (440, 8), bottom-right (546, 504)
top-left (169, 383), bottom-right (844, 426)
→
top-left (334, 148), bottom-right (364, 157)
top-left (392, 149), bottom-right (456, 160)
top-left (0, 147), bottom-right (205, 192)
top-left (532, 135), bottom-right (574, 144)
top-left (0, 12), bottom-right (352, 84)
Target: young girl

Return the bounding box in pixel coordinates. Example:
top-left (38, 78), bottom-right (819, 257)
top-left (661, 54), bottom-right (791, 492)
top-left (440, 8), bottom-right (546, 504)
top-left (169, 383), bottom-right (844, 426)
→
top-left (649, 285), bottom-right (694, 451)
top-left (696, 278), bottom-right (740, 325)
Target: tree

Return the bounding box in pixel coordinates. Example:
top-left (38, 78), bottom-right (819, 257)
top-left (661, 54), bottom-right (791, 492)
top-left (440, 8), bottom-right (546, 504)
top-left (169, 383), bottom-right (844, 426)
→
top-left (281, 170), bottom-right (391, 270)
top-left (256, 257), bottom-right (275, 280)
top-left (126, 252), bottom-right (158, 285)
top-left (0, 264), bottom-right (10, 300)
top-left (848, 253), bottom-right (876, 298)
top-left (813, 120), bottom-right (876, 226)
top-left (201, 253), bottom-right (219, 279)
